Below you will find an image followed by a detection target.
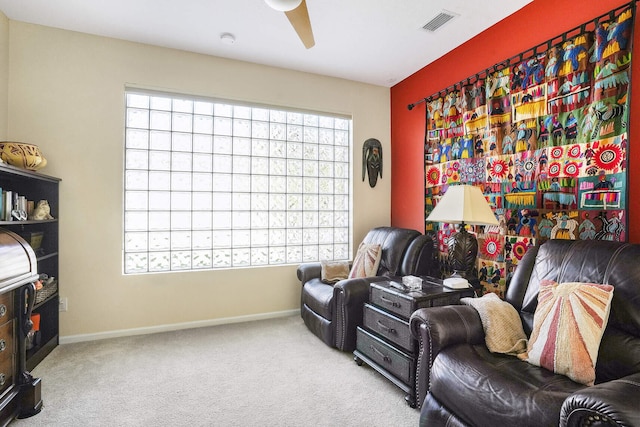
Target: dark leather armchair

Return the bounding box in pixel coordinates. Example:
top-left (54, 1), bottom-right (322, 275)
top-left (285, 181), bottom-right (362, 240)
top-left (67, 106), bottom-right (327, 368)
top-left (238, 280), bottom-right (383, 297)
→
top-left (297, 226), bottom-right (435, 351)
top-left (410, 239), bottom-right (640, 427)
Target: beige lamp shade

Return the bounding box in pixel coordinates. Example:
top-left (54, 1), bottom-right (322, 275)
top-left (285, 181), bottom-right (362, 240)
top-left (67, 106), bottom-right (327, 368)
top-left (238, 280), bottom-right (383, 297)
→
top-left (426, 185), bottom-right (499, 226)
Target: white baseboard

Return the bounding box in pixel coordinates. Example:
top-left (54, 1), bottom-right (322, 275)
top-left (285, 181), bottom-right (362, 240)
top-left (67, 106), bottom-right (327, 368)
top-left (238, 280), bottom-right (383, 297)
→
top-left (59, 309), bottom-right (299, 344)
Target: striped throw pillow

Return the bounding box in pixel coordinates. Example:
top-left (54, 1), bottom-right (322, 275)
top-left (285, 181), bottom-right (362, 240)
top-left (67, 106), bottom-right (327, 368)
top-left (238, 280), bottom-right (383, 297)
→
top-left (526, 280), bottom-right (614, 386)
top-left (348, 242), bottom-right (382, 279)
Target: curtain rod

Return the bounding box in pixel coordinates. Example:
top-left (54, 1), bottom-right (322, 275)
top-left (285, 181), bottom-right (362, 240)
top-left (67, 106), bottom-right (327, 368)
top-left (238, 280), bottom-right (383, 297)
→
top-left (407, 98), bottom-right (428, 110)
top-left (406, 0), bottom-right (636, 110)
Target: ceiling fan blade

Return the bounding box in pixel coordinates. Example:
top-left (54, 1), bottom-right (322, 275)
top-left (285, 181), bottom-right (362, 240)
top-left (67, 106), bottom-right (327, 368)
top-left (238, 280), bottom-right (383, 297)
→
top-left (284, 0), bottom-right (315, 49)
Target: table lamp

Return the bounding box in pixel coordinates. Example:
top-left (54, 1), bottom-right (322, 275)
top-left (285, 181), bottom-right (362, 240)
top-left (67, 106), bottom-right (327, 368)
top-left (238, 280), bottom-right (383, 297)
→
top-left (426, 185), bottom-right (499, 280)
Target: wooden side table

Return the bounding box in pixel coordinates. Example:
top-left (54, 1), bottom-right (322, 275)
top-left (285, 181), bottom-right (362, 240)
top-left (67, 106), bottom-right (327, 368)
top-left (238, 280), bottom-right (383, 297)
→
top-left (353, 277), bottom-right (474, 407)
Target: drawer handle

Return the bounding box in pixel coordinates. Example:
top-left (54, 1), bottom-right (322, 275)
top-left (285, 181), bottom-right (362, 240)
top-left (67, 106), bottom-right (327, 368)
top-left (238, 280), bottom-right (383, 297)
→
top-left (376, 320), bottom-right (396, 334)
top-left (0, 340), bottom-right (5, 352)
top-left (370, 345), bottom-right (391, 364)
top-left (0, 373), bottom-right (5, 386)
top-left (379, 295), bottom-right (400, 308)
top-left (0, 305), bottom-right (5, 318)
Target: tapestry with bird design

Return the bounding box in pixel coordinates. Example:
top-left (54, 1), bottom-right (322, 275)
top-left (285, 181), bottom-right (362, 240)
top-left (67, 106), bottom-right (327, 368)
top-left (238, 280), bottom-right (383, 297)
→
top-left (424, 4), bottom-right (634, 297)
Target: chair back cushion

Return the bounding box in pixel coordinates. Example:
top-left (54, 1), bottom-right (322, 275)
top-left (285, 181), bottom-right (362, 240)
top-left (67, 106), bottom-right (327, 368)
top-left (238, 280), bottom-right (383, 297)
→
top-left (400, 234), bottom-right (436, 277)
top-left (361, 227), bottom-right (420, 276)
top-left (506, 239), bottom-right (640, 383)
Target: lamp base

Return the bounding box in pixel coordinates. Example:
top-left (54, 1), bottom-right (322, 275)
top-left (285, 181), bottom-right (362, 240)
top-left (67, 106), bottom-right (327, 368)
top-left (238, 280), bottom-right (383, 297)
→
top-left (447, 226), bottom-right (478, 281)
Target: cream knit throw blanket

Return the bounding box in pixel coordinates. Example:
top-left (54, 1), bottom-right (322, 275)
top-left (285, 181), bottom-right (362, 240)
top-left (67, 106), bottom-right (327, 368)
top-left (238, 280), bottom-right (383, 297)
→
top-left (461, 293), bottom-right (528, 358)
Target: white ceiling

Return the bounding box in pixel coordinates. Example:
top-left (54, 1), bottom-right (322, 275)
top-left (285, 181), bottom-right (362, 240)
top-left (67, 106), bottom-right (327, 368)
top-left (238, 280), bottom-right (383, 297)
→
top-left (0, 0), bottom-right (532, 87)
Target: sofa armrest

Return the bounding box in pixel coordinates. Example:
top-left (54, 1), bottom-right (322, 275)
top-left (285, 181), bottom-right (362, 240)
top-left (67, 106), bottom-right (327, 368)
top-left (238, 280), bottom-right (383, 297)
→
top-left (333, 276), bottom-right (387, 351)
top-left (297, 262), bottom-right (322, 285)
top-left (409, 305), bottom-right (484, 409)
top-left (560, 372), bottom-right (640, 427)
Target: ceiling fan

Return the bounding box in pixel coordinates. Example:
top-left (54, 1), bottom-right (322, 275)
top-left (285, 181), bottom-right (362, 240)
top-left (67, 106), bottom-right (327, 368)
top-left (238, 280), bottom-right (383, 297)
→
top-left (265, 0), bottom-right (315, 49)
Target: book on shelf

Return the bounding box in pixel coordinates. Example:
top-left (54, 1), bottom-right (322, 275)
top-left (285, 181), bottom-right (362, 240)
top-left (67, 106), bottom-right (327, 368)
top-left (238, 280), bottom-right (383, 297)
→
top-left (2, 190), bottom-right (11, 221)
top-left (0, 190), bottom-right (35, 222)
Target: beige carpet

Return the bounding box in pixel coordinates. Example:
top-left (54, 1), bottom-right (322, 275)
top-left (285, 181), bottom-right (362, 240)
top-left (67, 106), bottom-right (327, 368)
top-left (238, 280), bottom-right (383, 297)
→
top-left (11, 315), bottom-right (418, 426)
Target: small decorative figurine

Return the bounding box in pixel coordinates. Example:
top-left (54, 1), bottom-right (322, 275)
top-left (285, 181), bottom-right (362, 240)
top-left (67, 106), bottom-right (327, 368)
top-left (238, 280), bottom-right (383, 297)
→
top-left (29, 200), bottom-right (54, 220)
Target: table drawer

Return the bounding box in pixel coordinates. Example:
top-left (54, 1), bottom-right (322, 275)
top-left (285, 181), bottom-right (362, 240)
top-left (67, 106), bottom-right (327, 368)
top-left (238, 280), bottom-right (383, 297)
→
top-left (0, 293), bottom-right (13, 324)
top-left (0, 320), bottom-right (14, 363)
top-left (370, 286), bottom-right (413, 319)
top-left (431, 293), bottom-right (467, 307)
top-left (0, 351), bottom-right (14, 396)
top-left (363, 303), bottom-right (412, 353)
top-left (356, 327), bottom-right (413, 385)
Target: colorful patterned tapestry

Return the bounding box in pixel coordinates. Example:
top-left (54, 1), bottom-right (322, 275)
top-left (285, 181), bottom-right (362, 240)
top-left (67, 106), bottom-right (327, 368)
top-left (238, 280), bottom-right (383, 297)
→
top-left (424, 4), bottom-right (634, 297)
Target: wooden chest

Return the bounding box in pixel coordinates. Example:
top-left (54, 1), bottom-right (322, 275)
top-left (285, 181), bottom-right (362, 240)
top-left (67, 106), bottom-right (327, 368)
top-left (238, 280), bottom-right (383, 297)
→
top-left (354, 277), bottom-right (474, 407)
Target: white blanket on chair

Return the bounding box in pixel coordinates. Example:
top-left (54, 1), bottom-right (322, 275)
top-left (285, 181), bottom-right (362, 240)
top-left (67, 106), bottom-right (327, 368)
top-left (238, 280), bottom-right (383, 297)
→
top-left (461, 293), bottom-right (528, 358)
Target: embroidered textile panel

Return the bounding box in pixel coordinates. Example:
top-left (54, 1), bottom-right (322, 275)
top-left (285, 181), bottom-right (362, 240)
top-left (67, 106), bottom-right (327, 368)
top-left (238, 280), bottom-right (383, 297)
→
top-left (424, 5), bottom-right (634, 297)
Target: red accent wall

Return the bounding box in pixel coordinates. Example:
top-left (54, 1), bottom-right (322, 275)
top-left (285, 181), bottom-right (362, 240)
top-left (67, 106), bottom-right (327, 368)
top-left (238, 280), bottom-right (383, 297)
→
top-left (391, 0), bottom-right (640, 242)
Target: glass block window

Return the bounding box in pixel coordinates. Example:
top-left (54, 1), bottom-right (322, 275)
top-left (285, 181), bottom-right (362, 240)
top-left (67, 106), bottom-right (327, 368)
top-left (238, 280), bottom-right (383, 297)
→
top-left (124, 90), bottom-right (352, 274)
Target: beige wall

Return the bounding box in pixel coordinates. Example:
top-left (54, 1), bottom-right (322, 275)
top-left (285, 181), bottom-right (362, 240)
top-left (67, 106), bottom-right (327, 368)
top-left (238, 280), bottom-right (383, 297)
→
top-left (5, 22), bottom-right (391, 339)
top-left (0, 12), bottom-right (8, 140)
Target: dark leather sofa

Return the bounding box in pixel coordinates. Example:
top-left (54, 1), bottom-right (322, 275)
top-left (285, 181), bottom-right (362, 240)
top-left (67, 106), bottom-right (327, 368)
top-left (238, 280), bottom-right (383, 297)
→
top-left (410, 239), bottom-right (640, 427)
top-left (297, 226), bottom-right (434, 351)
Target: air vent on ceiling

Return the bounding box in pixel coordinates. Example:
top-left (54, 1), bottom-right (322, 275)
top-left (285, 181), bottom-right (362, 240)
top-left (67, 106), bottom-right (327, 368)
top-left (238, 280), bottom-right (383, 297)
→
top-left (422, 10), bottom-right (457, 32)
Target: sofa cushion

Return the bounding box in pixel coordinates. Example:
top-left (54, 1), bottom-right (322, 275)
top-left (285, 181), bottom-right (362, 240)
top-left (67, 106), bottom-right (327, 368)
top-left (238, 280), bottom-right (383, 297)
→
top-left (527, 280), bottom-right (614, 386)
top-left (503, 239), bottom-right (640, 382)
top-left (301, 278), bottom-right (334, 319)
top-left (348, 242), bottom-right (382, 278)
top-left (361, 227), bottom-right (420, 276)
top-left (430, 344), bottom-right (585, 427)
